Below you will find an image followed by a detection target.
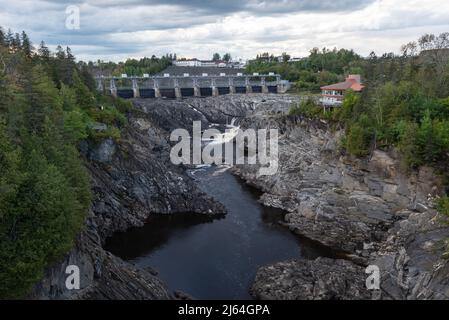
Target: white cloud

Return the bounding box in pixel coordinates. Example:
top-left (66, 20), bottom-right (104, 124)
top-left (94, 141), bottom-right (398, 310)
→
top-left (1, 0), bottom-right (449, 61)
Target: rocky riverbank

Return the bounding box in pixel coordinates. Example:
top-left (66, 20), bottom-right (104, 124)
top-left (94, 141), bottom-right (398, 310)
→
top-left (136, 94), bottom-right (449, 300)
top-left (31, 94), bottom-right (449, 300)
top-left (228, 99), bottom-right (449, 300)
top-left (31, 97), bottom-right (227, 299)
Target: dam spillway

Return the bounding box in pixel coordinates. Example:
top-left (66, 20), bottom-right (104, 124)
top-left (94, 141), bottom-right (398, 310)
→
top-left (96, 72), bottom-right (290, 99)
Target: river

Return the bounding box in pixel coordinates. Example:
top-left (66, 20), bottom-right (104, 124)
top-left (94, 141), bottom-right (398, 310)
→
top-left (104, 165), bottom-right (331, 299)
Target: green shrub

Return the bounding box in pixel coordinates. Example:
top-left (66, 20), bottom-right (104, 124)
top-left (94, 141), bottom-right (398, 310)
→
top-left (63, 109), bottom-right (89, 143)
top-left (89, 126), bottom-right (121, 142)
top-left (344, 123), bottom-right (371, 157)
top-left (437, 196), bottom-right (449, 217)
top-left (288, 99), bottom-right (322, 118)
top-left (336, 90), bottom-right (360, 124)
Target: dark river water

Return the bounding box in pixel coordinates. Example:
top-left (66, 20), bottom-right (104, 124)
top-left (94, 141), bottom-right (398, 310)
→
top-left (105, 166), bottom-right (329, 299)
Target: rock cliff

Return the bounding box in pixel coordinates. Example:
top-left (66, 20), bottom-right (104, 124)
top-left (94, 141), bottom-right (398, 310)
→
top-left (32, 94), bottom-right (449, 300)
top-left (229, 101), bottom-right (449, 300)
top-left (31, 98), bottom-right (226, 299)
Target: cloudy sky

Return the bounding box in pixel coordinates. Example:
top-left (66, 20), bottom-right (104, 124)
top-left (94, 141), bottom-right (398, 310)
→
top-left (1, 0), bottom-right (449, 62)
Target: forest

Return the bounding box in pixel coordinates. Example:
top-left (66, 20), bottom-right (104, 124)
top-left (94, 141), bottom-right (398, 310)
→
top-left (246, 48), bottom-right (363, 92)
top-left (285, 33), bottom-right (449, 216)
top-left (86, 54), bottom-right (174, 77)
top-left (0, 27), bottom-right (130, 298)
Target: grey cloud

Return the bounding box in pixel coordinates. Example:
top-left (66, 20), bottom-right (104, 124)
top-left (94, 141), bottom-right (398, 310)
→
top-left (2, 0), bottom-right (448, 62)
top-left (4, 0), bottom-right (376, 42)
top-left (42, 0), bottom-right (376, 14)
top-left (159, 0), bottom-right (376, 14)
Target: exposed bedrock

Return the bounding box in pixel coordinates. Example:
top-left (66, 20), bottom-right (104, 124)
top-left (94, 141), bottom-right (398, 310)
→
top-left (251, 258), bottom-right (371, 300)
top-left (31, 97), bottom-right (229, 300)
top-left (31, 94), bottom-right (449, 300)
top-left (230, 108), bottom-right (449, 300)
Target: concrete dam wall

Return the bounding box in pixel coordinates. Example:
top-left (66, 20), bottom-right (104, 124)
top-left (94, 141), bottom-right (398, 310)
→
top-left (96, 73), bottom-right (290, 99)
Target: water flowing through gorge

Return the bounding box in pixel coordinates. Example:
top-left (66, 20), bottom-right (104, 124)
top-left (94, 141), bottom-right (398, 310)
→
top-left (104, 165), bottom-right (331, 299)
top-left (104, 116), bottom-right (333, 299)
top-left (29, 95), bottom-right (449, 300)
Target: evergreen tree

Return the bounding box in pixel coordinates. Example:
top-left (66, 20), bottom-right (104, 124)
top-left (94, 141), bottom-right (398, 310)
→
top-left (38, 41), bottom-right (50, 60)
top-left (79, 63), bottom-right (96, 91)
top-left (223, 53), bottom-right (232, 62)
top-left (72, 70), bottom-right (95, 110)
top-left (22, 64), bottom-right (62, 134)
top-left (63, 46), bottom-right (76, 84)
top-left (4, 29), bottom-right (13, 48)
top-left (12, 32), bottom-right (21, 51)
top-left (0, 27), bottom-right (5, 47)
top-left (21, 31), bottom-right (32, 58)
top-left (55, 45), bottom-right (65, 59)
top-left (0, 25), bottom-right (135, 298)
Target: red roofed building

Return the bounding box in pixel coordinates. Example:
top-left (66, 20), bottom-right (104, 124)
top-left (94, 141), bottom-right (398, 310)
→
top-left (320, 75), bottom-right (365, 106)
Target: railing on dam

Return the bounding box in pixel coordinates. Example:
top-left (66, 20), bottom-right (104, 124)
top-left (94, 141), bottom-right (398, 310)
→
top-left (95, 73), bottom-right (290, 99)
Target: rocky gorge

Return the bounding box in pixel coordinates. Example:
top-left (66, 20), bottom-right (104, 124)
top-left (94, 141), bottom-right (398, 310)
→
top-left (30, 97), bottom-right (227, 299)
top-left (31, 94), bottom-right (449, 300)
top-left (229, 97), bottom-right (449, 300)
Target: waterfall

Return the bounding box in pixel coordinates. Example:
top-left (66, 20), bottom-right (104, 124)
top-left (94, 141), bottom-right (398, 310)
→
top-left (204, 127), bottom-right (239, 146)
top-left (226, 117), bottom-right (237, 128)
top-left (202, 117), bottom-right (239, 146)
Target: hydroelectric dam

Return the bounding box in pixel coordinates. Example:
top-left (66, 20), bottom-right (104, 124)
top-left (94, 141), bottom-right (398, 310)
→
top-left (96, 70), bottom-right (290, 99)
